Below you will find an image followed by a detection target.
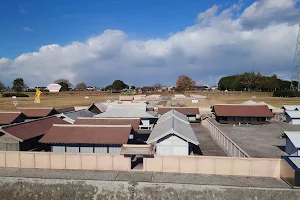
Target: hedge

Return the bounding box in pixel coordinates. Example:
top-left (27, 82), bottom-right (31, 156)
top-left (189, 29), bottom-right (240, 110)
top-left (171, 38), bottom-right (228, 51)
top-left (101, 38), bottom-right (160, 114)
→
top-left (2, 93), bottom-right (29, 97)
top-left (273, 90), bottom-right (300, 97)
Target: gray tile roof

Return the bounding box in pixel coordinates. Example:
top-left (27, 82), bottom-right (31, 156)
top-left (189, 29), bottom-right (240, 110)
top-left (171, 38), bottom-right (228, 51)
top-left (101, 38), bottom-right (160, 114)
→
top-left (147, 110), bottom-right (199, 145)
top-left (62, 110), bottom-right (95, 120)
top-left (157, 109), bottom-right (189, 124)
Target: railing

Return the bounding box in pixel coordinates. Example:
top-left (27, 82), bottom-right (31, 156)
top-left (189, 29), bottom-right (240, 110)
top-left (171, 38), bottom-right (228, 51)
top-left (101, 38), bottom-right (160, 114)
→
top-left (202, 119), bottom-right (250, 158)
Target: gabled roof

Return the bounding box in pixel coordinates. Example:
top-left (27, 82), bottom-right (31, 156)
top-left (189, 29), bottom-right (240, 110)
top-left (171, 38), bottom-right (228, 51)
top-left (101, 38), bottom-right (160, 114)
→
top-left (158, 107), bottom-right (200, 115)
top-left (212, 105), bottom-right (274, 117)
top-left (241, 100), bottom-right (279, 110)
top-left (0, 112), bottom-right (25, 125)
top-left (285, 131), bottom-right (300, 148)
top-left (88, 102), bottom-right (108, 113)
top-left (0, 116), bottom-right (69, 141)
top-left (157, 109), bottom-right (189, 124)
top-left (285, 110), bottom-right (300, 119)
top-left (16, 107), bottom-right (58, 118)
top-left (147, 110), bottom-right (199, 145)
top-left (74, 117), bottom-right (140, 132)
top-left (282, 105), bottom-right (300, 111)
top-left (39, 124), bottom-right (131, 145)
top-left (60, 109), bottom-right (95, 121)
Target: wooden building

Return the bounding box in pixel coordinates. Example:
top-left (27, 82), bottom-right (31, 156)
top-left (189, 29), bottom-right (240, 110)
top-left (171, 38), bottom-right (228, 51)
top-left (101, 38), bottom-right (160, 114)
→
top-left (212, 104), bottom-right (274, 125)
top-left (0, 116), bottom-right (68, 151)
top-left (39, 124), bottom-right (132, 153)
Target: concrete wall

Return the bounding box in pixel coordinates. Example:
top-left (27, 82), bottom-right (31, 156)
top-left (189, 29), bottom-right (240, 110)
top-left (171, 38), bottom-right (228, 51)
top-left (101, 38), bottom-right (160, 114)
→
top-left (0, 151), bottom-right (131, 171)
top-left (281, 158), bottom-right (295, 186)
top-left (0, 134), bottom-right (19, 151)
top-left (202, 119), bottom-right (250, 157)
top-left (144, 155), bottom-right (281, 178)
top-left (1, 177), bottom-right (300, 200)
top-left (157, 135), bottom-right (189, 156)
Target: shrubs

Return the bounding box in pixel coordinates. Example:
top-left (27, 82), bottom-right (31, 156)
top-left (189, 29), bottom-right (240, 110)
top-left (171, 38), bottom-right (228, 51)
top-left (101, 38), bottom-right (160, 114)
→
top-left (273, 90), bottom-right (300, 97)
top-left (2, 93), bottom-right (29, 97)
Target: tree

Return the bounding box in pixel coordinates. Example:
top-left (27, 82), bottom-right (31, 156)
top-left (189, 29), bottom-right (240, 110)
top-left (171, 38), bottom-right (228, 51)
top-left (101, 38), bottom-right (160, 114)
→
top-left (75, 82), bottom-right (87, 91)
top-left (54, 79), bottom-right (72, 91)
top-left (0, 82), bottom-right (5, 91)
top-left (131, 86), bottom-right (136, 90)
top-left (176, 75), bottom-right (196, 91)
top-left (106, 80), bottom-right (128, 91)
top-left (152, 83), bottom-right (163, 89)
top-left (12, 78), bottom-right (25, 92)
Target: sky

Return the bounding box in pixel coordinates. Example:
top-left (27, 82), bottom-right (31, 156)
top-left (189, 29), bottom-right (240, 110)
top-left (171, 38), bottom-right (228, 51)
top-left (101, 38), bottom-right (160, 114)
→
top-left (0, 0), bottom-right (300, 87)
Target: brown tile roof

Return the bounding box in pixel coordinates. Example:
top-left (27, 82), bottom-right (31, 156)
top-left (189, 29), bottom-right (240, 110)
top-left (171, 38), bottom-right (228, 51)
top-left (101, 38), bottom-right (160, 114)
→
top-left (0, 112), bottom-right (25, 125)
top-left (39, 125), bottom-right (131, 144)
top-left (17, 107), bottom-right (58, 118)
top-left (1, 116), bottom-right (69, 141)
top-left (212, 105), bottom-right (274, 117)
top-left (74, 118), bottom-right (140, 132)
top-left (158, 107), bottom-right (200, 115)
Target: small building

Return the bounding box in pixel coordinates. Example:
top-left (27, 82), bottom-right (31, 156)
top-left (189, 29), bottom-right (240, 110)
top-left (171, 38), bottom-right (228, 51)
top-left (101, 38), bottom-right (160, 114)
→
top-left (0, 116), bottom-right (68, 151)
top-left (147, 110), bottom-right (199, 156)
top-left (57, 109), bottom-right (95, 123)
top-left (173, 94), bottom-right (186, 100)
top-left (157, 107), bottom-right (200, 122)
top-left (119, 96), bottom-right (134, 102)
top-left (0, 112), bottom-right (27, 126)
top-left (212, 104), bottom-right (274, 124)
top-left (39, 124), bottom-right (132, 153)
top-left (88, 102), bottom-right (108, 114)
top-left (16, 107), bottom-right (59, 119)
top-left (285, 111), bottom-right (300, 125)
top-left (94, 103), bottom-right (157, 130)
top-left (284, 131), bottom-right (300, 156)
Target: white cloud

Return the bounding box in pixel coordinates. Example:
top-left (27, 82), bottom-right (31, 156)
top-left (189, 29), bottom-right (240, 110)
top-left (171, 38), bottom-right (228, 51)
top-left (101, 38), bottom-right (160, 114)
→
top-left (1, 0), bottom-right (299, 87)
top-left (23, 27), bottom-right (33, 32)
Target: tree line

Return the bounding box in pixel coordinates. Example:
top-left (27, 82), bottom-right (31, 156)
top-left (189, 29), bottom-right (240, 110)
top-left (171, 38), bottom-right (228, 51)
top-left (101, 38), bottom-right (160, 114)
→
top-left (218, 72), bottom-right (292, 91)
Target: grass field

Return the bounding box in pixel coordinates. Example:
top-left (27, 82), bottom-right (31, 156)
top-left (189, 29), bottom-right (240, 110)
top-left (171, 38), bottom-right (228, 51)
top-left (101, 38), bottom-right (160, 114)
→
top-left (0, 91), bottom-right (299, 111)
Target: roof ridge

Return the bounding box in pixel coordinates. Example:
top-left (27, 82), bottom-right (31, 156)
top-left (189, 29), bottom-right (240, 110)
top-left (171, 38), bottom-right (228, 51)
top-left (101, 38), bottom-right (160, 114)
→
top-left (0, 111), bottom-right (22, 114)
top-left (78, 117), bottom-right (140, 120)
top-left (53, 124), bottom-right (132, 128)
top-left (17, 107), bottom-right (54, 109)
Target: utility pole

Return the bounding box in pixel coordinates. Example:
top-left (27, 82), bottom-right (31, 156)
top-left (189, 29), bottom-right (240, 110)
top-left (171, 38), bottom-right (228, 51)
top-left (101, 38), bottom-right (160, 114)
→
top-left (290, 24), bottom-right (300, 91)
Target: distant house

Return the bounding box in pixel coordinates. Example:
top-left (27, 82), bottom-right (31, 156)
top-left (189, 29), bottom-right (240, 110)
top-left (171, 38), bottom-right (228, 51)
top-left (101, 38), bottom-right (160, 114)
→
top-left (0, 116), bottom-right (68, 151)
top-left (284, 131), bottom-right (300, 156)
top-left (39, 124), bottom-right (132, 153)
top-left (157, 107), bottom-right (200, 122)
top-left (119, 96), bottom-right (134, 102)
top-left (211, 104), bottom-right (274, 124)
top-left (94, 103), bottom-right (157, 130)
top-left (16, 107), bottom-right (59, 119)
top-left (147, 110), bottom-right (199, 156)
top-left (87, 102), bottom-right (108, 114)
top-left (173, 94), bottom-right (186, 100)
top-left (285, 111), bottom-right (300, 125)
top-left (57, 109), bottom-right (95, 123)
top-left (0, 112), bottom-right (27, 126)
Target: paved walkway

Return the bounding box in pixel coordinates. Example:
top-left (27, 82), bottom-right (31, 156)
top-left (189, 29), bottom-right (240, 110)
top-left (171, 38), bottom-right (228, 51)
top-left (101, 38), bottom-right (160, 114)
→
top-left (191, 124), bottom-right (227, 156)
top-left (0, 168), bottom-right (290, 189)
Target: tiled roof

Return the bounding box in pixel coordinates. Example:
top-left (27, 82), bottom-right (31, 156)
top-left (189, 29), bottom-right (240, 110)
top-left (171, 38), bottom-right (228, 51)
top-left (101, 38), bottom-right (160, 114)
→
top-left (39, 124), bottom-right (131, 144)
top-left (16, 107), bottom-right (58, 117)
top-left (61, 109), bottom-right (95, 121)
top-left (0, 112), bottom-right (25, 125)
top-left (0, 116), bottom-right (68, 141)
top-left (74, 117), bottom-right (140, 131)
top-left (212, 105), bottom-right (274, 117)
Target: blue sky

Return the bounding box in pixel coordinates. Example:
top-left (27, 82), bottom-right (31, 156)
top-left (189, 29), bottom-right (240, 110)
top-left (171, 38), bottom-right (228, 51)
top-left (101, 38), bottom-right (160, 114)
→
top-left (0, 0), bottom-right (253, 59)
top-left (0, 0), bottom-right (299, 87)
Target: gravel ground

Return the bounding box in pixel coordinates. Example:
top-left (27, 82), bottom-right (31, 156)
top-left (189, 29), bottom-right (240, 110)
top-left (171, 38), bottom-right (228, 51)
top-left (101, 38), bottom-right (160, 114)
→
top-left (209, 119), bottom-right (300, 158)
top-left (0, 168), bottom-right (290, 189)
top-left (192, 124), bottom-right (227, 156)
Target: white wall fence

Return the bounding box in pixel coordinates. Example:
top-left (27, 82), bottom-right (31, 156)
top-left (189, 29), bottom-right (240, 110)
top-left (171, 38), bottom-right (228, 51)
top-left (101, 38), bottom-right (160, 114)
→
top-left (202, 119), bottom-right (250, 158)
